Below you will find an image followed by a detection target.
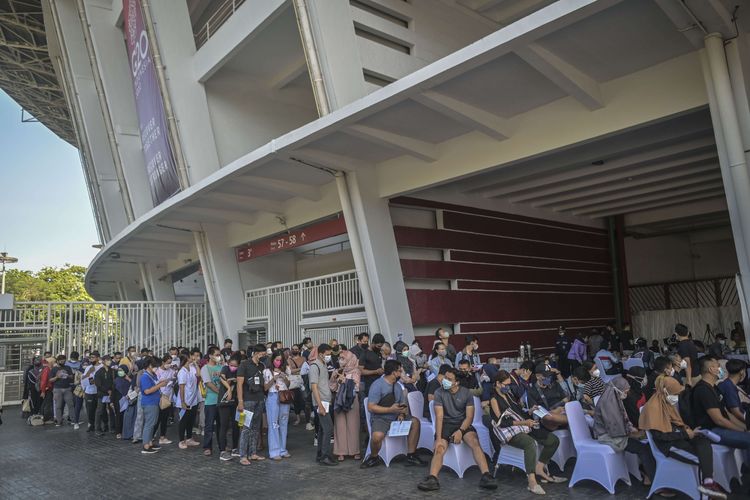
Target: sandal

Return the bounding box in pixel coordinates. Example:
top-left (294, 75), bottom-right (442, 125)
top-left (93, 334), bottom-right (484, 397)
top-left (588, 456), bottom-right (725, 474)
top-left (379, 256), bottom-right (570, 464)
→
top-left (338, 456), bottom-right (345, 462)
top-left (239, 458), bottom-right (252, 466)
top-left (546, 476), bottom-right (567, 484)
top-left (250, 455), bottom-right (266, 461)
top-left (527, 484), bottom-right (546, 495)
top-left (353, 454), bottom-right (361, 460)
top-left (203, 449), bottom-right (212, 456)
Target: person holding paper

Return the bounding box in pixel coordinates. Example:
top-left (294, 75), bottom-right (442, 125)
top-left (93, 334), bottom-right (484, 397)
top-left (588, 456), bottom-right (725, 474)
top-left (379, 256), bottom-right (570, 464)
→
top-left (310, 343), bottom-right (337, 466)
top-left (237, 344), bottom-right (267, 466)
top-left (140, 356), bottom-right (171, 454)
top-left (361, 360), bottom-right (426, 469)
top-left (94, 354), bottom-right (115, 436)
top-left (263, 350), bottom-right (292, 461)
top-left (155, 355), bottom-right (176, 445)
top-left (176, 352), bottom-right (201, 450)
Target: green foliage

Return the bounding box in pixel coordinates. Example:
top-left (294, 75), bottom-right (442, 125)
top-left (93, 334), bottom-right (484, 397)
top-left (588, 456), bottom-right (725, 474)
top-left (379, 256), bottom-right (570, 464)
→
top-left (4, 265), bottom-right (92, 302)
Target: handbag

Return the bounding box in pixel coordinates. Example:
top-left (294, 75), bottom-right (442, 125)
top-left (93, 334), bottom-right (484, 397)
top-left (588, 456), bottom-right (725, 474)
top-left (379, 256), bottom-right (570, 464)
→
top-left (159, 393), bottom-right (172, 410)
top-left (492, 407), bottom-right (531, 444)
top-left (278, 389), bottom-right (295, 404)
top-left (288, 374), bottom-right (303, 390)
top-left (127, 388), bottom-right (138, 402)
top-left (22, 398), bottom-right (32, 413)
top-left (74, 385), bottom-right (85, 398)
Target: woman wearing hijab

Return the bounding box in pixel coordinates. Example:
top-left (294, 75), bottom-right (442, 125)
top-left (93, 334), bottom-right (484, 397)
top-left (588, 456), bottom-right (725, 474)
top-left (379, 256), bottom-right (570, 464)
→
top-left (113, 365), bottom-right (131, 439)
top-left (639, 376), bottom-right (726, 499)
top-left (491, 370), bottom-right (564, 495)
top-left (593, 376), bottom-right (655, 486)
top-left (331, 349), bottom-right (361, 461)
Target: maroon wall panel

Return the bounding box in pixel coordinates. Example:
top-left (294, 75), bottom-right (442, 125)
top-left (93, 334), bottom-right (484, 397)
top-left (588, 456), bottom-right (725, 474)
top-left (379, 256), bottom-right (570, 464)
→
top-left (394, 226), bottom-right (608, 262)
top-left (450, 251), bottom-right (610, 271)
top-left (406, 289), bottom-right (614, 325)
top-left (442, 211), bottom-right (608, 248)
top-left (401, 259), bottom-right (611, 286)
top-left (457, 280), bottom-right (611, 294)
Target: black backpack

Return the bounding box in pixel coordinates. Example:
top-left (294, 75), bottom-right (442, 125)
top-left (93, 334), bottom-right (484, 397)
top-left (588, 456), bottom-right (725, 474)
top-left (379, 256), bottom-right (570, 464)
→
top-left (678, 385), bottom-right (695, 428)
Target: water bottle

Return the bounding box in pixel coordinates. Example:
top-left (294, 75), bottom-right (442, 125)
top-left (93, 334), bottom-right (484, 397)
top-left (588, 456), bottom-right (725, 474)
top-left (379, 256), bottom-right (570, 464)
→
top-left (526, 341), bottom-right (532, 360)
top-left (519, 343), bottom-right (526, 360)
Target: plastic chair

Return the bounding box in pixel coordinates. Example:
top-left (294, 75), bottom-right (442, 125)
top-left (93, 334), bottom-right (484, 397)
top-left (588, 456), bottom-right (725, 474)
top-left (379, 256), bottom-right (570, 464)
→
top-left (472, 396), bottom-right (494, 458)
top-left (712, 444), bottom-right (742, 492)
top-left (645, 430), bottom-right (700, 499)
top-left (429, 400), bottom-right (478, 478)
top-left (623, 358), bottom-right (644, 371)
top-left (407, 391), bottom-right (435, 453)
top-left (565, 401), bottom-right (631, 494)
top-left (550, 429), bottom-right (576, 471)
top-left (362, 397), bottom-right (408, 467)
top-left (624, 451), bottom-right (642, 481)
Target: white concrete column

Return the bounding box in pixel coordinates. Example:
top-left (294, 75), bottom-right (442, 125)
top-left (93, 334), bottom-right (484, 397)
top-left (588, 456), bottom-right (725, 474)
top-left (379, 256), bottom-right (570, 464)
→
top-left (193, 225), bottom-right (246, 345)
top-left (144, 262), bottom-right (176, 301)
top-left (702, 33), bottom-right (750, 343)
top-left (346, 169), bottom-right (414, 344)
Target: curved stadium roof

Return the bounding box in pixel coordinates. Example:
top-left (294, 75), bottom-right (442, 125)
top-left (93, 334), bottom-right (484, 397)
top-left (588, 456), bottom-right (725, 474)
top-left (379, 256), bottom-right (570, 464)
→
top-left (0, 0), bottom-right (74, 144)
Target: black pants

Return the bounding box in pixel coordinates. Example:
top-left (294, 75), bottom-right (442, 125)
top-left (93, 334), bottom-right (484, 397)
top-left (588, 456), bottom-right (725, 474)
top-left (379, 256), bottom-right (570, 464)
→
top-left (178, 407), bottom-right (196, 441)
top-left (40, 392), bottom-right (54, 421)
top-left (218, 404), bottom-right (239, 451)
top-left (114, 401), bottom-right (123, 434)
top-left (659, 435), bottom-right (713, 479)
top-left (29, 388), bottom-right (42, 415)
top-left (85, 394), bottom-right (97, 427)
top-left (625, 438), bottom-right (656, 480)
top-left (158, 406), bottom-right (171, 438)
top-left (94, 396), bottom-right (110, 432)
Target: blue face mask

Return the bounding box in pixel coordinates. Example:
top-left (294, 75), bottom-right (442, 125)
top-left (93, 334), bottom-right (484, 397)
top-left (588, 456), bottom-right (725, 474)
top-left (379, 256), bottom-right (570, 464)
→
top-left (718, 367), bottom-right (726, 379)
top-left (441, 379), bottom-right (453, 390)
top-left (542, 376), bottom-right (553, 386)
top-left (499, 385), bottom-right (511, 394)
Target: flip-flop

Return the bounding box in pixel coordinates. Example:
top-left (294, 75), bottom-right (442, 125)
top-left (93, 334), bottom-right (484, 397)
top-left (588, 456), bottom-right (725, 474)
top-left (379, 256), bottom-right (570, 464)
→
top-left (250, 455), bottom-right (266, 461)
top-left (239, 459), bottom-right (252, 466)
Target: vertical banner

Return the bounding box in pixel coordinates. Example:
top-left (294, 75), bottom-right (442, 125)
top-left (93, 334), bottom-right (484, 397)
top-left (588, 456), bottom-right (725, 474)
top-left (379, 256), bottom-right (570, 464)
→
top-left (123, 0), bottom-right (181, 205)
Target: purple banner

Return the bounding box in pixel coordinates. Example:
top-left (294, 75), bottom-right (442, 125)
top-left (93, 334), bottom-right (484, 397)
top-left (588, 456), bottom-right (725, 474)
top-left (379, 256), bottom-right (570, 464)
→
top-left (123, 0), bottom-right (180, 205)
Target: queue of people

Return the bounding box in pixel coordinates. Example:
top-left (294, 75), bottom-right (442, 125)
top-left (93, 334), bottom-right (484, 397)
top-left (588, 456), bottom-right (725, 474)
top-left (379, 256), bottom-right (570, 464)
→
top-left (18, 322), bottom-right (750, 496)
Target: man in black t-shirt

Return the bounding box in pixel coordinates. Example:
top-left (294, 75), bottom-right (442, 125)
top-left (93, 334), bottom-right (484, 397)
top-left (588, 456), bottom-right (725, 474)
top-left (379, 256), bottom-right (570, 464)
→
top-left (50, 354), bottom-right (74, 427)
top-left (675, 323), bottom-right (699, 385)
top-left (349, 332), bottom-right (369, 360)
top-left (424, 364), bottom-right (450, 419)
top-left (236, 344), bottom-right (266, 464)
top-left (359, 333), bottom-right (385, 396)
top-left (692, 357), bottom-right (750, 450)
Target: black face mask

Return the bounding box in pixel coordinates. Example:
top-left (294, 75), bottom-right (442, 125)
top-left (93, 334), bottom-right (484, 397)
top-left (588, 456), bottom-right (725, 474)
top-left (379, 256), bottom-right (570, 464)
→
top-left (372, 345), bottom-right (381, 352)
top-left (362, 342), bottom-right (369, 349)
top-left (33, 361), bottom-right (41, 367)
top-left (58, 361), bottom-right (65, 366)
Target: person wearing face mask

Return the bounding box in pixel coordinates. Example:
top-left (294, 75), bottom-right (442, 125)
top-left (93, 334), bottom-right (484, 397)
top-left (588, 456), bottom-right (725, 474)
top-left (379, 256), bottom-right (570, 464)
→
top-left (640, 375), bottom-right (725, 499)
top-left (428, 342), bottom-right (453, 377)
top-left (287, 344), bottom-right (308, 427)
top-left (263, 350), bottom-right (292, 461)
top-left (349, 332), bottom-right (370, 360)
top-left (717, 359), bottom-right (749, 428)
top-left (93, 354), bottom-right (115, 436)
top-left (527, 364), bottom-right (570, 430)
top-left (594, 376), bottom-right (655, 486)
top-left (200, 346), bottom-right (224, 456)
top-left (331, 349), bottom-right (362, 461)
top-left (418, 368), bottom-right (496, 491)
top-left (140, 356), bottom-right (171, 454)
top-left (361, 359), bottom-right (425, 469)
top-left (217, 354), bottom-right (242, 461)
top-left (237, 344), bottom-right (267, 465)
top-left (692, 357), bottom-right (750, 450)
top-left (120, 346), bottom-right (137, 371)
top-left (623, 366), bottom-right (648, 428)
top-left (154, 355), bottom-right (176, 445)
top-left (581, 360), bottom-right (606, 403)
top-left (555, 326), bottom-right (572, 378)
top-left (394, 341), bottom-right (420, 392)
top-left (455, 335), bottom-right (481, 374)
top-left (50, 354), bottom-right (75, 427)
top-left (23, 356), bottom-right (43, 417)
top-left (567, 333), bottom-right (588, 373)
top-left (309, 343), bottom-right (337, 466)
top-left (491, 370), bottom-right (564, 494)
top-left (668, 353), bottom-right (687, 385)
top-left (82, 351), bottom-right (101, 432)
top-left (220, 339), bottom-right (234, 361)
top-left (708, 334), bottom-right (731, 360)
top-left (359, 333), bottom-right (386, 397)
top-left (113, 364), bottom-right (131, 439)
top-left (675, 323), bottom-right (699, 386)
top-left (176, 352), bottom-right (201, 450)
top-left (433, 327), bottom-right (457, 363)
top-left (508, 361), bottom-right (535, 401)
top-left (65, 351), bottom-right (85, 429)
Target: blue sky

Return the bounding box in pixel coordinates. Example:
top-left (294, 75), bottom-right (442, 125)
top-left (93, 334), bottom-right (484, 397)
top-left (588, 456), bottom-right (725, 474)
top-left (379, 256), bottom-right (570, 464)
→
top-left (0, 90), bottom-right (99, 272)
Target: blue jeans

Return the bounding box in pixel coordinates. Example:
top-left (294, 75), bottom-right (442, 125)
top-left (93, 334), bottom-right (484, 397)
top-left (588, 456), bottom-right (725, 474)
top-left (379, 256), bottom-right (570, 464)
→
top-left (142, 404), bottom-right (159, 445)
top-left (72, 394), bottom-right (84, 423)
top-left (266, 392), bottom-right (290, 458)
top-left (203, 404), bottom-right (219, 450)
top-left (712, 427), bottom-right (750, 449)
top-left (122, 404), bottom-right (136, 440)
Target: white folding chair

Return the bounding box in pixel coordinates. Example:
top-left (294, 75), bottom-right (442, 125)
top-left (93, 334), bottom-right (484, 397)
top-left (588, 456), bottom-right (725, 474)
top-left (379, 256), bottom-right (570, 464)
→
top-left (566, 401), bottom-right (631, 494)
top-left (472, 396), bottom-right (494, 458)
top-left (362, 397), bottom-right (407, 467)
top-left (594, 358), bottom-right (617, 383)
top-left (624, 450), bottom-right (642, 481)
top-left (712, 444), bottom-right (742, 492)
top-left (623, 358), bottom-right (644, 371)
top-left (429, 400), bottom-right (478, 478)
top-left (645, 430), bottom-right (701, 499)
top-left (407, 391), bottom-right (434, 453)
top-left (550, 429), bottom-right (577, 471)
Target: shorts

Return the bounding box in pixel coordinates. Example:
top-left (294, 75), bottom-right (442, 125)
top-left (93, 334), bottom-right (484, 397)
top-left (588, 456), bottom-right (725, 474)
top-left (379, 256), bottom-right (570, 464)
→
top-left (371, 417), bottom-right (394, 435)
top-left (440, 422), bottom-right (476, 441)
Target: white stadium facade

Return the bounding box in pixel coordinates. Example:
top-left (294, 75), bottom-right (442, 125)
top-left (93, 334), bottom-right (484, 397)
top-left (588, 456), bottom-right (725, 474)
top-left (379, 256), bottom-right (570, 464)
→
top-left (3, 0), bottom-right (750, 354)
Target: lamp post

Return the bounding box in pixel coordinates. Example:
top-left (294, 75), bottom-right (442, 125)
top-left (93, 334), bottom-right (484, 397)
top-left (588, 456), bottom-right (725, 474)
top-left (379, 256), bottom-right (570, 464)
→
top-left (0, 252), bottom-right (18, 295)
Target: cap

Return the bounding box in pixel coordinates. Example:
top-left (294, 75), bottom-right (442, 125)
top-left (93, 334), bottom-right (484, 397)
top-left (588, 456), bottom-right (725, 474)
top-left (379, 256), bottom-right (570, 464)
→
top-left (627, 366), bottom-right (646, 378)
top-left (535, 363), bottom-right (552, 376)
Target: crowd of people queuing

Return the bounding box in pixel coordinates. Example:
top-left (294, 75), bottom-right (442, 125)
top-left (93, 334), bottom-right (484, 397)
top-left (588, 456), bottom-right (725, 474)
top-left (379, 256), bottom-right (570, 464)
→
top-left (18, 321), bottom-right (750, 496)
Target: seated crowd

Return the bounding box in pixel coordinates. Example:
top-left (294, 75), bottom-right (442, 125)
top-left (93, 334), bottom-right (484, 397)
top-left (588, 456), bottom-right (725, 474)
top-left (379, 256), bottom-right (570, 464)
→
top-left (20, 322), bottom-right (750, 496)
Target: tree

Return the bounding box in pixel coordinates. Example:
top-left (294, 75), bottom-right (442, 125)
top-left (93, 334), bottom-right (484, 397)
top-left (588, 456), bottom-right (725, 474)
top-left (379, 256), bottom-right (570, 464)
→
top-left (4, 265), bottom-right (92, 302)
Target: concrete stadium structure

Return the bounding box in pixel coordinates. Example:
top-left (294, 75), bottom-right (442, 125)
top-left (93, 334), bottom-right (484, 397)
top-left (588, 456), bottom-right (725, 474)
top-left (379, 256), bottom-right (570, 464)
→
top-left (2, 0), bottom-right (750, 354)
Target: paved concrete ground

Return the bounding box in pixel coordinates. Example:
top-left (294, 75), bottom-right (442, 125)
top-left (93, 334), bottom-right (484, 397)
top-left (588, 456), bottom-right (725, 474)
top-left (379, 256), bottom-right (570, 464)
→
top-left (1, 407), bottom-right (748, 500)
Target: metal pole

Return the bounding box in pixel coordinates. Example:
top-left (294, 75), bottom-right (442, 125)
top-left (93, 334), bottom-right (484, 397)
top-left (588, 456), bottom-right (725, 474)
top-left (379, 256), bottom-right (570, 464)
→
top-left (607, 216), bottom-right (623, 331)
top-left (1, 259), bottom-right (5, 295)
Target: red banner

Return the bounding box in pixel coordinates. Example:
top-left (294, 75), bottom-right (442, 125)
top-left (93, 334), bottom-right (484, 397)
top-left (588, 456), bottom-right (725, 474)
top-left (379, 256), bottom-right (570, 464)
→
top-left (236, 217), bottom-right (347, 262)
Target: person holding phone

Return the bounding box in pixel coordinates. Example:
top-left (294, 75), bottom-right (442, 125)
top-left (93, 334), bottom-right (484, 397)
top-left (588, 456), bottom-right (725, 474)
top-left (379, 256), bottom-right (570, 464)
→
top-left (361, 360), bottom-right (425, 469)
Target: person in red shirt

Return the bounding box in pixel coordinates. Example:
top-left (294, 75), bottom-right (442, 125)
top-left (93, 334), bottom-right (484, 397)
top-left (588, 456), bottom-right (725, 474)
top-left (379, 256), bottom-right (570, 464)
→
top-left (39, 356), bottom-right (55, 422)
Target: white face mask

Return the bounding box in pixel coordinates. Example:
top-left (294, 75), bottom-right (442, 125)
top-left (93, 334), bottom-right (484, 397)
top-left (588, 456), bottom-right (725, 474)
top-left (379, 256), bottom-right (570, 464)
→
top-left (592, 369), bottom-right (601, 378)
top-left (324, 355), bottom-right (332, 363)
top-left (669, 368), bottom-right (676, 377)
top-left (266, 349), bottom-right (272, 355)
top-left (679, 359), bottom-right (687, 370)
top-left (666, 394), bottom-right (679, 406)
top-left (213, 356), bottom-right (222, 363)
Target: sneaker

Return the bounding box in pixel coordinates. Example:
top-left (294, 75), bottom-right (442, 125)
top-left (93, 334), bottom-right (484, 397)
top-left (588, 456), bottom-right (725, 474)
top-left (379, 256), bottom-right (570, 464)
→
top-left (305, 423), bottom-right (315, 431)
top-left (179, 441), bottom-right (188, 450)
top-left (151, 444), bottom-right (162, 451)
top-left (186, 439), bottom-right (201, 447)
top-left (479, 472), bottom-right (498, 490)
top-left (141, 447), bottom-right (158, 454)
top-left (220, 451), bottom-right (232, 461)
top-left (360, 455), bottom-right (381, 469)
top-left (55, 423), bottom-right (61, 427)
top-left (73, 424), bottom-right (80, 430)
top-left (159, 438), bottom-right (172, 445)
top-left (417, 475), bottom-right (440, 492)
top-left (231, 449), bottom-right (240, 457)
top-left (405, 454), bottom-right (427, 466)
top-left (313, 438), bottom-right (318, 447)
top-left (698, 482), bottom-right (727, 499)
top-left (319, 457), bottom-right (339, 466)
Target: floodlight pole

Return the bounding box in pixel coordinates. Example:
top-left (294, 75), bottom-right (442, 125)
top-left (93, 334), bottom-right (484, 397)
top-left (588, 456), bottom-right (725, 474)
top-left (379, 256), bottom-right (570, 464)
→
top-left (0, 252), bottom-right (18, 295)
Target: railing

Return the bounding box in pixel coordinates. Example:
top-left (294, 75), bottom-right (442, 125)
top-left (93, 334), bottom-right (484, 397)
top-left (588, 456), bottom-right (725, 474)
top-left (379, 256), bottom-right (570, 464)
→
top-left (194, 0), bottom-right (247, 49)
top-left (629, 276), bottom-right (739, 314)
top-left (245, 270), bottom-right (365, 346)
top-left (0, 301), bottom-right (215, 359)
top-left (0, 371), bottom-right (24, 406)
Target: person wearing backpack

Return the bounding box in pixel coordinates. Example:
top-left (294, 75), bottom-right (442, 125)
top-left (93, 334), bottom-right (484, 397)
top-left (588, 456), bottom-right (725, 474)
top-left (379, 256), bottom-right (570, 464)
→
top-left (50, 354), bottom-right (75, 427)
top-left (23, 357), bottom-right (43, 416)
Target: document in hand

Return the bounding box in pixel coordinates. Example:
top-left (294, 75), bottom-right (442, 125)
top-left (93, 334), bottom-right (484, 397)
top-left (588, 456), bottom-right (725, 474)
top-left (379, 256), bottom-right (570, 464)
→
top-left (321, 401), bottom-right (330, 413)
top-left (532, 407), bottom-right (550, 419)
top-left (388, 420), bottom-right (412, 437)
top-left (235, 409), bottom-right (254, 428)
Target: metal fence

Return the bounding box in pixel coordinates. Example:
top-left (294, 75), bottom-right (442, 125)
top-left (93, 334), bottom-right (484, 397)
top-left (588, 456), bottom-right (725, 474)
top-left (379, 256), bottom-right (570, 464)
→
top-left (0, 301), bottom-right (215, 360)
top-left (0, 370), bottom-right (24, 406)
top-left (629, 276), bottom-right (738, 314)
top-left (246, 270), bottom-right (365, 347)
top-left (194, 0), bottom-right (246, 48)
